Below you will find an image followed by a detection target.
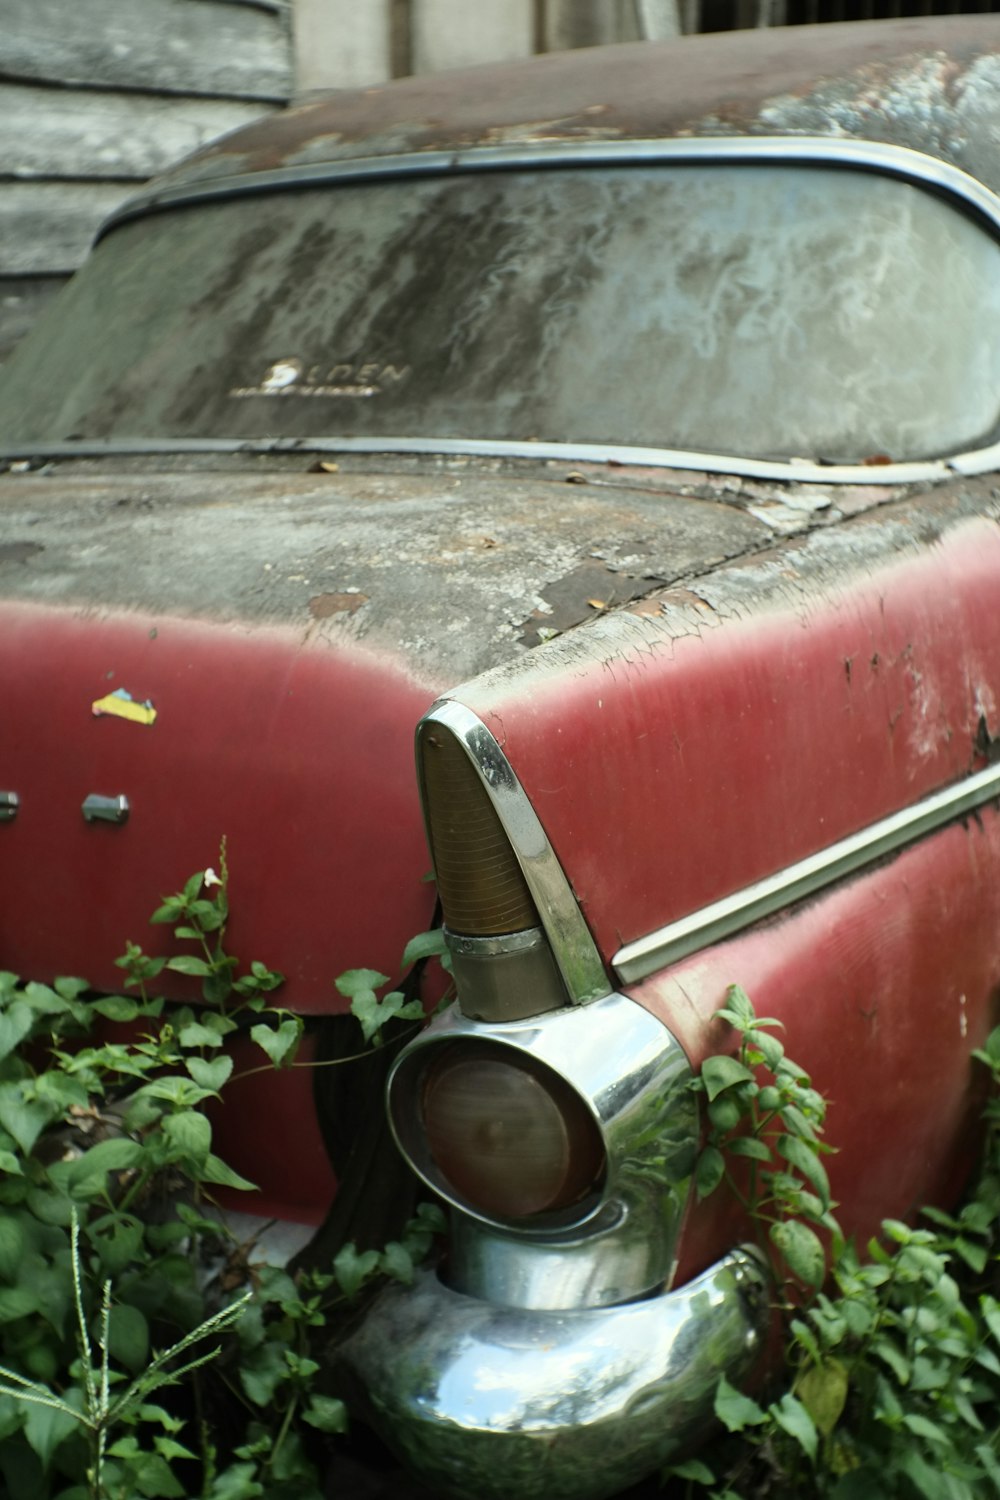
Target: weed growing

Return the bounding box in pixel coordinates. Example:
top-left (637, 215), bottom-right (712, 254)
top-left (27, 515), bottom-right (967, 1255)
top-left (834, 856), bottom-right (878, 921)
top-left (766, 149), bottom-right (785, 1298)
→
top-left (667, 985), bottom-right (1000, 1500)
top-left (0, 846), bottom-right (444, 1500)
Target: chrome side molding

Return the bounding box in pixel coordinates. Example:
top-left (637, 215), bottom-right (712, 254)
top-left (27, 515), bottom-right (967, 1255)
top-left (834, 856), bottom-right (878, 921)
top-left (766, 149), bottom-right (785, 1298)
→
top-left (614, 759), bottom-right (1000, 984)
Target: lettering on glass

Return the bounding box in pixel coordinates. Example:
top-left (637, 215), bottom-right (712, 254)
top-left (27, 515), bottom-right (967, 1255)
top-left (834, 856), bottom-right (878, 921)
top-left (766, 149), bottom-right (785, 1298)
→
top-left (229, 357), bottom-right (411, 399)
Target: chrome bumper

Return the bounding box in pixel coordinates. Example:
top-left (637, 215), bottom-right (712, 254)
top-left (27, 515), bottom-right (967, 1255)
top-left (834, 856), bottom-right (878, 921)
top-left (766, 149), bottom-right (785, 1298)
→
top-left (339, 1247), bottom-right (769, 1500)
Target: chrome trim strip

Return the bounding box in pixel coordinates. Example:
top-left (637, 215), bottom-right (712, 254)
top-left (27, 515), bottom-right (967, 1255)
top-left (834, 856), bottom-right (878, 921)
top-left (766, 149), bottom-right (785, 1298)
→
top-left (614, 760), bottom-right (1000, 984)
top-left (3, 433), bottom-right (994, 486)
top-left (421, 700), bottom-right (610, 1004)
top-left (339, 1250), bottom-right (769, 1500)
top-left (99, 136), bottom-right (1000, 242)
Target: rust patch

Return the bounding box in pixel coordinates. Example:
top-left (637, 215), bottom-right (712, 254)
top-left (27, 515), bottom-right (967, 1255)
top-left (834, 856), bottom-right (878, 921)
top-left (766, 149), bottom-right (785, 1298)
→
top-left (520, 559), bottom-right (664, 647)
top-left (309, 591), bottom-right (368, 619)
top-left (138, 19), bottom-right (1000, 191)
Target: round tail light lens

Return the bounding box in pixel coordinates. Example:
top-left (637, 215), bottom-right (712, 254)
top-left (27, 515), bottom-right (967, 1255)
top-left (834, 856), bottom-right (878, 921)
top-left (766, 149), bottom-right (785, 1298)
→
top-left (419, 1042), bottom-right (605, 1222)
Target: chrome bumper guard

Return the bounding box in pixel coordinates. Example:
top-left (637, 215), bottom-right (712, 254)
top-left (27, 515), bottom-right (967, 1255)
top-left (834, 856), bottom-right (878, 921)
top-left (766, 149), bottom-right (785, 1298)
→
top-left (339, 1247), bottom-right (770, 1500)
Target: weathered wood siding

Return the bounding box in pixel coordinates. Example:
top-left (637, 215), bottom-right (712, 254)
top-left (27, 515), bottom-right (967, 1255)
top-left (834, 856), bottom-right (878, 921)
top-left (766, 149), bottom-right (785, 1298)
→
top-left (0, 0), bottom-right (291, 362)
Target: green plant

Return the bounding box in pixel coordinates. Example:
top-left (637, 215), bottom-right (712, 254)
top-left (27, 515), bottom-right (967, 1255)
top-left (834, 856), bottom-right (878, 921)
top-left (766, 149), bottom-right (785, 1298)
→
top-left (0, 1210), bottom-right (250, 1500)
top-left (665, 987), bottom-right (1000, 1500)
top-left (0, 848), bottom-right (444, 1500)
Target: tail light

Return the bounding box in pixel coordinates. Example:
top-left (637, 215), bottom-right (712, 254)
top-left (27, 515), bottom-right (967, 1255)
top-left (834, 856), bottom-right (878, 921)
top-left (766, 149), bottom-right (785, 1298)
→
top-left (415, 704), bottom-right (609, 1020)
top-left (396, 702), bottom-right (696, 1309)
top-left (419, 1040), bottom-right (606, 1222)
top-left (388, 992), bottom-right (695, 1302)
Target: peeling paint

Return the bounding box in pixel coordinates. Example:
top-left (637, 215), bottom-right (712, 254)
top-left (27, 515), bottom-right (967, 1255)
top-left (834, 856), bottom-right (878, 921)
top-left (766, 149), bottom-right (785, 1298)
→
top-left (309, 590), bottom-right (368, 619)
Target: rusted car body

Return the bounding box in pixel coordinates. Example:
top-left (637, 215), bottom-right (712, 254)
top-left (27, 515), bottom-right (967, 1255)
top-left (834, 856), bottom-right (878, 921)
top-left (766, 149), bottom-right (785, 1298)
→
top-left (3, 17), bottom-right (1000, 1497)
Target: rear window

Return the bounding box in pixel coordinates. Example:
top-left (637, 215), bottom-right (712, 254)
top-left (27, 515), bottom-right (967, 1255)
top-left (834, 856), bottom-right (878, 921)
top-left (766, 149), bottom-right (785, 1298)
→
top-left (2, 162), bottom-right (999, 464)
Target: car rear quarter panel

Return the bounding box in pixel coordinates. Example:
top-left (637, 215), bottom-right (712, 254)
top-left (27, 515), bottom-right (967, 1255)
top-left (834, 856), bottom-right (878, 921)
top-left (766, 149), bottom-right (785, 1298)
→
top-left (453, 480), bottom-right (1000, 1256)
top-left (0, 600), bottom-right (436, 1010)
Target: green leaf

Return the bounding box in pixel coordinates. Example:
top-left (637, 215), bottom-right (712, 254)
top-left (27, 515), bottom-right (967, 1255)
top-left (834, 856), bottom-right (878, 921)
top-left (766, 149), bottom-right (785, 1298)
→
top-left (981, 1295), bottom-right (1000, 1348)
top-left (896, 1450), bottom-right (952, 1500)
top-left (770, 1391), bottom-right (818, 1461)
top-left (302, 1394), bottom-right (348, 1434)
top-left (701, 1056), bottom-right (754, 1101)
top-left (714, 1376), bottom-right (766, 1432)
top-left (0, 1216), bottom-right (25, 1282)
top-left (178, 1023), bottom-right (227, 1049)
top-left (0, 1283), bottom-right (41, 1319)
top-left (0, 1087), bottom-right (56, 1157)
top-left (127, 1450), bottom-right (186, 1498)
top-left (22, 1394), bottom-right (82, 1469)
top-left (0, 1002), bottom-right (34, 1063)
top-left (695, 1146), bottom-right (725, 1199)
top-left (902, 1413), bottom-right (949, 1446)
top-left (333, 1243), bottom-right (380, 1300)
top-left (91, 997), bottom-right (142, 1023)
top-left (137, 1404), bottom-right (186, 1435)
top-left (162, 1112), bottom-right (212, 1165)
top-left (107, 1303), bottom-right (149, 1372)
top-left (796, 1358), bottom-right (848, 1436)
top-left (204, 1462), bottom-right (264, 1500)
top-left (746, 1030), bottom-right (785, 1069)
top-left (153, 1436), bottom-right (198, 1463)
top-left (240, 1341), bottom-right (288, 1405)
top-left (727, 1136), bottom-right (772, 1162)
top-left (401, 930), bottom-right (449, 966)
top-left (770, 1219), bottom-right (826, 1288)
top-left (379, 1242), bottom-right (414, 1284)
top-left (200, 1154), bottom-right (256, 1192)
top-left (777, 1133), bottom-right (830, 1209)
top-left (872, 1336), bottom-right (910, 1385)
top-left (707, 1095), bottom-right (743, 1132)
top-left (65, 1137), bottom-right (144, 1194)
top-left (165, 956), bottom-right (212, 977)
top-left (334, 968), bottom-right (390, 1000)
top-left (249, 1018), bottom-right (302, 1068)
top-left (88, 1212), bottom-right (145, 1276)
top-left (664, 1459), bottom-right (715, 1484)
top-left (186, 1056), bottom-right (233, 1092)
top-left (722, 985), bottom-right (756, 1028)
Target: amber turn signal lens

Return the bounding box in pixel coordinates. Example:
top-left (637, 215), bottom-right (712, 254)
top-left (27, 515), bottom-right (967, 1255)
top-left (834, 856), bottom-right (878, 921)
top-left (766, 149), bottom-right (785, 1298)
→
top-left (420, 1042), bottom-right (605, 1221)
top-left (418, 724), bottom-right (538, 935)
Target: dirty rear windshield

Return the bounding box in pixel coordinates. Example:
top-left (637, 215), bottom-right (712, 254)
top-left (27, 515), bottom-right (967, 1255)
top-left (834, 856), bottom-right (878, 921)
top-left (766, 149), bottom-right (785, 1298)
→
top-left (2, 162), bottom-right (1000, 465)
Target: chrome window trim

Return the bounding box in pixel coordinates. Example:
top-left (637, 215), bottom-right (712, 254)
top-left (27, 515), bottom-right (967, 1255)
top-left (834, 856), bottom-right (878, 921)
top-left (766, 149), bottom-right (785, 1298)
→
top-left (613, 759), bottom-right (1000, 985)
top-left (100, 136), bottom-right (1000, 242)
top-left (3, 434), bottom-right (999, 486)
top-left (421, 700), bottom-right (610, 1005)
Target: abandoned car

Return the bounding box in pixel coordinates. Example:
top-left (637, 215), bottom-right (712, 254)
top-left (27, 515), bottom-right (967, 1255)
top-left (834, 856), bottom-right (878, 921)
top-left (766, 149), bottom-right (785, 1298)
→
top-left (3, 15), bottom-right (1000, 1497)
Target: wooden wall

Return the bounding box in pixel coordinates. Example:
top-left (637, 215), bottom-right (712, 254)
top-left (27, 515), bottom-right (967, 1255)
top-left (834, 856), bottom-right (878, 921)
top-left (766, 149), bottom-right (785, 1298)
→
top-left (294, 0), bottom-right (653, 93)
top-left (0, 0), bottom-right (292, 362)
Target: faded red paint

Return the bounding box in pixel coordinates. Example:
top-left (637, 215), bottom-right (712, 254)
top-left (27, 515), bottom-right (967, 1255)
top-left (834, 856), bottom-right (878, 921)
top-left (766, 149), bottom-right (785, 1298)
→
top-left (0, 600), bottom-right (439, 1012)
top-left (638, 808), bottom-right (1000, 1281)
top-left (461, 513), bottom-right (1000, 966)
